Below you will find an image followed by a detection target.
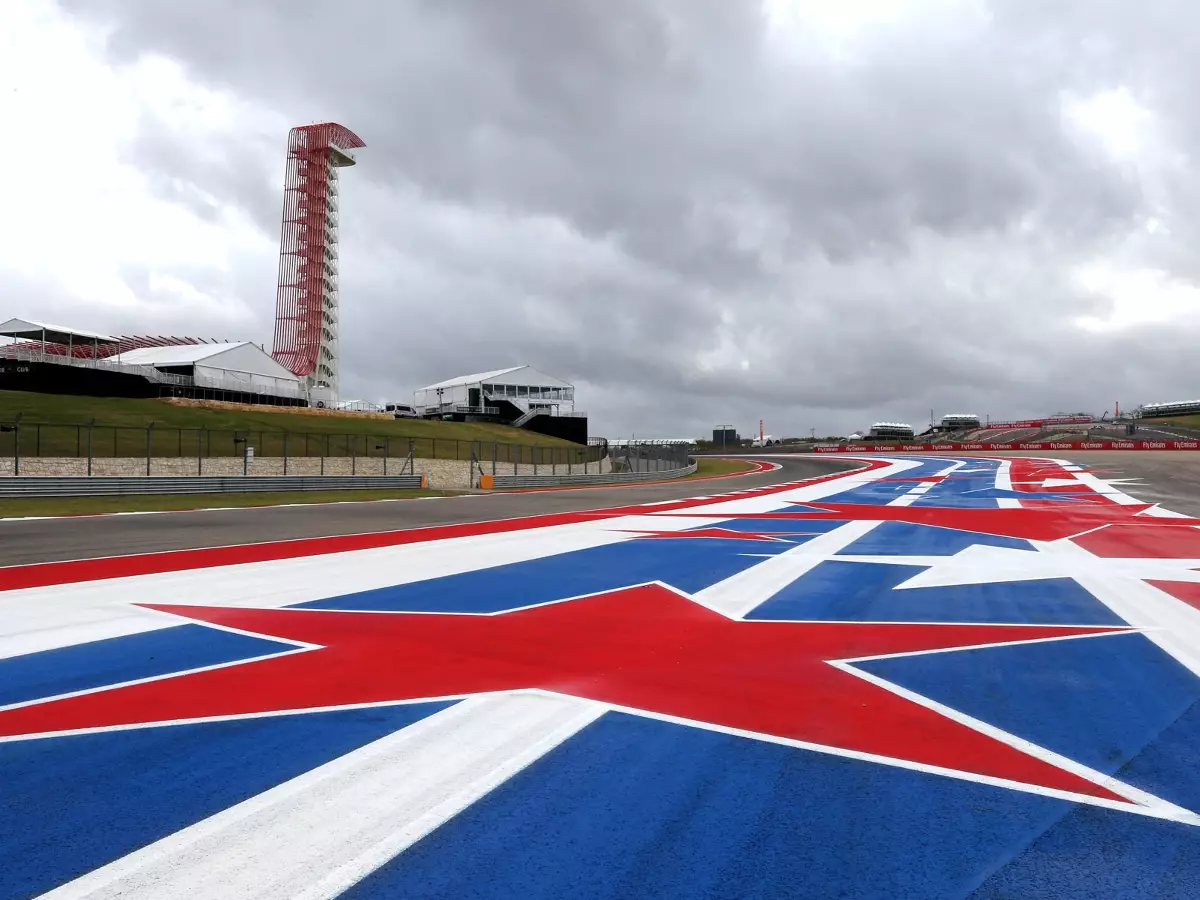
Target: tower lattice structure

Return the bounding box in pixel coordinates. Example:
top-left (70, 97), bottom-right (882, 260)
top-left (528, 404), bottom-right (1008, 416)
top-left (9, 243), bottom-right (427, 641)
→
top-left (271, 123), bottom-right (365, 405)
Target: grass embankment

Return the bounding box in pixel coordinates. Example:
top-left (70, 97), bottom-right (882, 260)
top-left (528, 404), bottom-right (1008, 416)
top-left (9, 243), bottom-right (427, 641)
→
top-left (0, 390), bottom-right (584, 460)
top-left (0, 488), bottom-right (460, 518)
top-left (1143, 416), bottom-right (1200, 430)
top-left (690, 457), bottom-right (761, 477)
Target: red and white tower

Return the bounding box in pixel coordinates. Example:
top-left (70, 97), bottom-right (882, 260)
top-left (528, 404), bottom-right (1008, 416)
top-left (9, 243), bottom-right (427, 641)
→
top-left (271, 123), bottom-right (365, 406)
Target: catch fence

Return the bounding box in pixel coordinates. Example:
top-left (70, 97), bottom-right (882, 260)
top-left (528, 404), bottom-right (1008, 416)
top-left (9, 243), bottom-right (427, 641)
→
top-left (0, 419), bottom-right (607, 473)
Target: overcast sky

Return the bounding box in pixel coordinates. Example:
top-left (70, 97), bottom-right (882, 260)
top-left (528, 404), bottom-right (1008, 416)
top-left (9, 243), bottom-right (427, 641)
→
top-left (3, 0), bottom-right (1198, 437)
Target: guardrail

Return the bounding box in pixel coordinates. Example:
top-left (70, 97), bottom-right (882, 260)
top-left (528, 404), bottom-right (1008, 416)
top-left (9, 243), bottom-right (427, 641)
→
top-left (481, 461), bottom-right (697, 489)
top-left (811, 441), bottom-right (1200, 453)
top-left (0, 474), bottom-right (427, 497)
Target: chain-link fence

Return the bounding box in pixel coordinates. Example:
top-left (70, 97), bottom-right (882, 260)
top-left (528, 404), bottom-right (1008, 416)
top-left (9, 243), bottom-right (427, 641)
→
top-left (606, 441), bottom-right (692, 473)
top-left (0, 420), bottom-right (607, 470)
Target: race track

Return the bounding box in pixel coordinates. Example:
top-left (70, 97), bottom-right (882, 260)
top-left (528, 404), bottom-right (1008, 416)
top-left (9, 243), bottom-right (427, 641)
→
top-left (2, 453), bottom-right (1200, 899)
top-left (0, 456), bottom-right (849, 567)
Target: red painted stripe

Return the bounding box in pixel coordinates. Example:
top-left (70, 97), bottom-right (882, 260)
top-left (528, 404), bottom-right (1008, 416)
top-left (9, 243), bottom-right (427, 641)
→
top-left (0, 460), bottom-right (886, 592)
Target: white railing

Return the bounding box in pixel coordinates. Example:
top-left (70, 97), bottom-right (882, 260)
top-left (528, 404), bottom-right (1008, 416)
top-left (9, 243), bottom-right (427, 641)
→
top-left (0, 344), bottom-right (309, 399)
top-left (0, 344), bottom-right (193, 386)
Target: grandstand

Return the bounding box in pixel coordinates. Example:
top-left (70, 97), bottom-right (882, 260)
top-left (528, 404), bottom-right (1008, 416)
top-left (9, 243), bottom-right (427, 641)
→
top-left (939, 413), bottom-right (981, 431)
top-left (0, 319), bottom-right (307, 406)
top-left (414, 366), bottom-right (586, 442)
top-left (1137, 400), bottom-right (1200, 419)
top-left (868, 422), bottom-right (914, 440)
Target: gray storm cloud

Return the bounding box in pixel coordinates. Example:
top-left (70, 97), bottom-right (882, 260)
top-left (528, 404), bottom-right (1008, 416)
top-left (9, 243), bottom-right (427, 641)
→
top-left (48, 0), bottom-right (1200, 435)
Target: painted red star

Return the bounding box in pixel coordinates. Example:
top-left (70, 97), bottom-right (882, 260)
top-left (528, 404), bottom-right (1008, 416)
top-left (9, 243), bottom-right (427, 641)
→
top-left (0, 585), bottom-right (1134, 803)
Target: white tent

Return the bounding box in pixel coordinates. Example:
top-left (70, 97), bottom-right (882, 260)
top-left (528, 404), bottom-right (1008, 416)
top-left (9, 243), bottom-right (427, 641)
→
top-left (115, 343), bottom-right (301, 399)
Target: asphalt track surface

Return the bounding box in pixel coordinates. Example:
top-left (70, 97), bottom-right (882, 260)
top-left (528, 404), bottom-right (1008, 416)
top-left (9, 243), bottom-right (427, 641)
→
top-left (0, 456), bottom-right (855, 568)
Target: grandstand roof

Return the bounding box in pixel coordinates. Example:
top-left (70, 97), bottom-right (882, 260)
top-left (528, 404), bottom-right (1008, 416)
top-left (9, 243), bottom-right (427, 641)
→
top-left (0, 317), bottom-right (117, 345)
top-left (871, 422), bottom-right (913, 429)
top-left (418, 365), bottom-right (572, 391)
top-left (1142, 400), bottom-right (1200, 411)
top-left (114, 343), bottom-right (255, 366)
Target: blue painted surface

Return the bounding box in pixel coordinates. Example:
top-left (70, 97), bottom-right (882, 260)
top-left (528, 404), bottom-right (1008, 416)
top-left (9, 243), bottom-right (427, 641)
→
top-left (300, 538), bottom-right (792, 613)
top-left (968, 697), bottom-right (1200, 899)
top-left (343, 711), bottom-right (1072, 900)
top-left (7, 453), bottom-right (1200, 899)
top-left (857, 633), bottom-right (1200, 790)
top-left (913, 489), bottom-right (1092, 508)
top-left (0, 702), bottom-right (453, 899)
top-left (715, 517), bottom-right (847, 535)
top-left (838, 520), bottom-right (1032, 556)
top-left (747, 560), bottom-right (1124, 624)
top-left (0, 624), bottom-right (289, 708)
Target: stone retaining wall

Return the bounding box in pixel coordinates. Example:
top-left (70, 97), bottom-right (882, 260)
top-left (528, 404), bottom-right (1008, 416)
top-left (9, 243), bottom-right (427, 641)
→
top-left (0, 455), bottom-right (612, 487)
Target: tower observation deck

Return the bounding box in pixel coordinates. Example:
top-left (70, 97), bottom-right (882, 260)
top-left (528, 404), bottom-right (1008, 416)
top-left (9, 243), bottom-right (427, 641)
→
top-left (271, 123), bottom-right (365, 406)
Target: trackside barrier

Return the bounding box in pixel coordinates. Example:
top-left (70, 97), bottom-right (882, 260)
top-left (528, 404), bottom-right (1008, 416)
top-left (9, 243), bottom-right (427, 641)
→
top-left (811, 441), bottom-right (1200, 453)
top-left (978, 417), bottom-right (1092, 429)
top-left (481, 461), bottom-right (697, 489)
top-left (0, 474), bottom-right (427, 498)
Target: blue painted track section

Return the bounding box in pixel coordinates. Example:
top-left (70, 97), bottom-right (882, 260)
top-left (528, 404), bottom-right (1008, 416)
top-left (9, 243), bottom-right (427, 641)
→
top-left (0, 702), bottom-right (453, 899)
top-left (5, 453), bottom-right (1200, 899)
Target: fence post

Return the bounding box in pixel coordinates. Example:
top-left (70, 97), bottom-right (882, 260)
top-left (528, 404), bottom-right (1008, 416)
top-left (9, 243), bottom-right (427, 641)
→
top-left (12, 414), bottom-right (20, 476)
top-left (552, 447), bottom-right (557, 475)
top-left (533, 444), bottom-right (538, 475)
top-left (513, 443), bottom-right (518, 475)
top-left (383, 437), bottom-right (388, 476)
top-left (351, 436), bottom-right (357, 476)
top-left (87, 419), bottom-right (94, 476)
top-left (492, 441), bottom-right (497, 476)
top-left (568, 447), bottom-right (572, 475)
top-left (145, 424), bottom-right (153, 476)
top-left (283, 432), bottom-right (289, 476)
top-left (197, 429), bottom-right (203, 476)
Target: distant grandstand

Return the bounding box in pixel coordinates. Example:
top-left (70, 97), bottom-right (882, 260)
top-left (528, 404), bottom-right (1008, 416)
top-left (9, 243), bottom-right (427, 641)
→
top-left (413, 366), bottom-right (586, 442)
top-left (938, 413), bottom-right (981, 431)
top-left (1137, 400), bottom-right (1200, 419)
top-left (0, 318), bottom-right (306, 405)
top-left (868, 422), bottom-right (914, 440)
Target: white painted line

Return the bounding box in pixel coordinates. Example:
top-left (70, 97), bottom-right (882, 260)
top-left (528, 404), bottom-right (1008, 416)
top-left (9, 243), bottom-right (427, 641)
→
top-left (995, 460), bottom-right (1013, 492)
top-left (37, 693), bottom-right (604, 900)
top-left (693, 520), bottom-right (881, 618)
top-left (694, 467), bottom-right (926, 618)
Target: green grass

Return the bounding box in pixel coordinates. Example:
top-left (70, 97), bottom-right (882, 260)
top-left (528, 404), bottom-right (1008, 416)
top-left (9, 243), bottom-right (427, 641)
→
top-left (1143, 416), bottom-right (1200, 430)
top-left (0, 390), bottom-right (592, 462)
top-left (691, 457), bottom-right (761, 477)
top-left (0, 488), bottom-right (460, 518)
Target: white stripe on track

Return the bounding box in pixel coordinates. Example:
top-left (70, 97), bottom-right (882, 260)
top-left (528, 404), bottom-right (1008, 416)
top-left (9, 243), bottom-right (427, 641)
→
top-left (36, 693), bottom-right (603, 900)
top-left (695, 460), bottom-right (938, 618)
